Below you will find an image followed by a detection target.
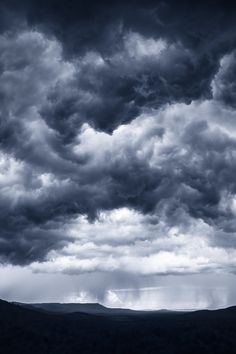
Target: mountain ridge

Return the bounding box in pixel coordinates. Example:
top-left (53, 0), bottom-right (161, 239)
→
top-left (1, 299), bottom-right (236, 353)
top-left (14, 301), bottom-right (179, 315)
top-left (12, 299), bottom-right (236, 315)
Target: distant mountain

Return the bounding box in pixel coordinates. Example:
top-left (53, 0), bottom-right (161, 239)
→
top-left (1, 299), bottom-right (236, 354)
top-left (15, 301), bottom-right (141, 315)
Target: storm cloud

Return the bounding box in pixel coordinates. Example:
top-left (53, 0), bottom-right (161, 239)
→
top-left (0, 0), bottom-right (236, 304)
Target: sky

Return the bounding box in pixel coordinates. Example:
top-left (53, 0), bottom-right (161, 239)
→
top-left (1, 0), bottom-right (236, 309)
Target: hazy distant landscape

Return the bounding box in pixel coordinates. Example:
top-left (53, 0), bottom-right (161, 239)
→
top-left (1, 299), bottom-right (236, 354)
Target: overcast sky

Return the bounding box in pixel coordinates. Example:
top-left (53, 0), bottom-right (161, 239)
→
top-left (1, 0), bottom-right (236, 309)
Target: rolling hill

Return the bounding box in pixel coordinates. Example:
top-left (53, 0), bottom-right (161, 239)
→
top-left (1, 299), bottom-right (236, 353)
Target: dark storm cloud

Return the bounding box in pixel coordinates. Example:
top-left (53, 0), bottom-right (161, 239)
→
top-left (0, 0), bottom-right (236, 268)
top-left (23, 0), bottom-right (234, 133)
top-left (212, 50), bottom-right (236, 109)
top-left (41, 37), bottom-right (212, 134)
top-left (0, 0), bottom-right (235, 133)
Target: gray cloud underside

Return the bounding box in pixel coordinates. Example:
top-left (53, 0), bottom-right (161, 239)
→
top-left (0, 1), bottom-right (236, 276)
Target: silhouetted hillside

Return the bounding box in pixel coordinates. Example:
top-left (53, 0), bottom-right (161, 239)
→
top-left (1, 299), bottom-right (236, 354)
top-left (17, 302), bottom-right (140, 315)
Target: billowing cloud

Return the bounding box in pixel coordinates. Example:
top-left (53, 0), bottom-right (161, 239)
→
top-left (0, 0), bottom-right (236, 307)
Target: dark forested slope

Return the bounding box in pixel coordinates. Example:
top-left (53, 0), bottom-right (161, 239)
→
top-left (0, 299), bottom-right (236, 354)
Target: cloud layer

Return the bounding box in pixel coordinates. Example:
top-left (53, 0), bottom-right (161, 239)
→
top-left (0, 1), bottom-right (236, 291)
